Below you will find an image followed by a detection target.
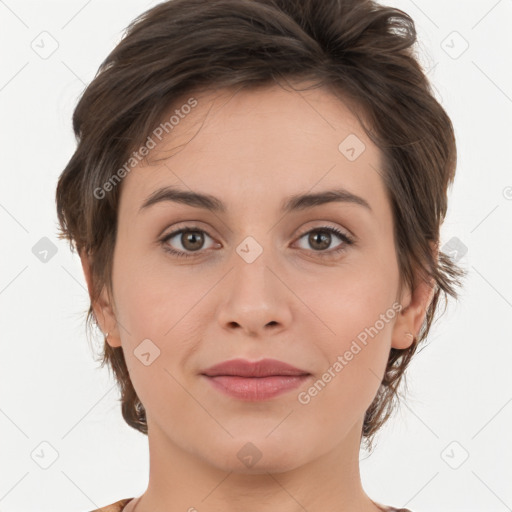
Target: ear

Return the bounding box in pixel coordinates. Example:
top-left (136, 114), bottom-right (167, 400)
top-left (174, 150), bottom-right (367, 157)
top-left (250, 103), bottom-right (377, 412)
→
top-left (79, 249), bottom-right (121, 348)
top-left (391, 242), bottom-right (438, 350)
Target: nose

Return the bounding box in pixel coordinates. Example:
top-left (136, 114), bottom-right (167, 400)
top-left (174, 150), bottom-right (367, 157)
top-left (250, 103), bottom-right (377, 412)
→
top-left (215, 253), bottom-right (293, 338)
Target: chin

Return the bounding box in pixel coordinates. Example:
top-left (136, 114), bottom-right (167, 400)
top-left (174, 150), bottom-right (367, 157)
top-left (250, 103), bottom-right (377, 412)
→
top-left (202, 436), bottom-right (309, 475)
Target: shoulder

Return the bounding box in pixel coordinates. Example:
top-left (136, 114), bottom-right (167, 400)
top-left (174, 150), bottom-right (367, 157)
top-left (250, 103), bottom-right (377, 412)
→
top-left (88, 498), bottom-right (134, 512)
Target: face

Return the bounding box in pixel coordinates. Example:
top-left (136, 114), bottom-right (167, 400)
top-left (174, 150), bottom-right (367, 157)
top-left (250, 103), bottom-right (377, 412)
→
top-left (92, 83), bottom-right (424, 474)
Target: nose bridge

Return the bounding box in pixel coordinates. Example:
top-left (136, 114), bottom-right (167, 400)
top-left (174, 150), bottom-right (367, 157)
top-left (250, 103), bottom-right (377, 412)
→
top-left (215, 231), bottom-right (291, 334)
top-left (231, 231), bottom-right (277, 298)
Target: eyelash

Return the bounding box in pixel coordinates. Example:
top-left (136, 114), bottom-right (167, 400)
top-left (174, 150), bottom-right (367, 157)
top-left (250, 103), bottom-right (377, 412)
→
top-left (160, 225), bottom-right (355, 260)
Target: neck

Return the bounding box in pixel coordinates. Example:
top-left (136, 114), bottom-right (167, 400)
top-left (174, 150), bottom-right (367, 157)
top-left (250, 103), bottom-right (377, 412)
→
top-left (128, 418), bottom-right (383, 512)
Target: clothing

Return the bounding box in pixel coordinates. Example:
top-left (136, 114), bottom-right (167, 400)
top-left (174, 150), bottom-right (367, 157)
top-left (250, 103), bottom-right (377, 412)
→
top-left (376, 505), bottom-right (413, 512)
top-left (89, 498), bottom-right (133, 511)
top-left (89, 498), bottom-right (413, 512)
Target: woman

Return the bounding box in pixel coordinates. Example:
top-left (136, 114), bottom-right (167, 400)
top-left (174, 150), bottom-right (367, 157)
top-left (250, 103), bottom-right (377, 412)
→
top-left (55, 0), bottom-right (464, 510)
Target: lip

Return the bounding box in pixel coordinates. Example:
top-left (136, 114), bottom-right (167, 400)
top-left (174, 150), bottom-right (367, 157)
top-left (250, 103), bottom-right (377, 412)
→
top-left (200, 358), bottom-right (311, 401)
top-left (202, 358), bottom-right (309, 377)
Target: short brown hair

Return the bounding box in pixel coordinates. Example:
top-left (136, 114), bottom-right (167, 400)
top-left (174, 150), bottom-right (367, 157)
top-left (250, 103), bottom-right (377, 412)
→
top-left (55, 0), bottom-right (464, 450)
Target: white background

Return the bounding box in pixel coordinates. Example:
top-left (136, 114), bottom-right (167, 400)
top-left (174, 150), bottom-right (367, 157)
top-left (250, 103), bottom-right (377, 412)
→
top-left (1, 1), bottom-right (511, 511)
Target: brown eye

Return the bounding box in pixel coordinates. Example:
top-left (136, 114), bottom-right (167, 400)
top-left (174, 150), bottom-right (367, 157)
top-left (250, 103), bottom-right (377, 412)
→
top-left (161, 224), bottom-right (354, 260)
top-left (180, 231), bottom-right (205, 251)
top-left (161, 227), bottom-right (217, 258)
top-left (307, 230), bottom-right (332, 251)
top-left (295, 226), bottom-right (354, 256)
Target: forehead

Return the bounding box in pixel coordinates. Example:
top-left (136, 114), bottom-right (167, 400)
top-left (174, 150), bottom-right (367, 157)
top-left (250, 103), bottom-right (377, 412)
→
top-left (119, 82), bottom-right (385, 216)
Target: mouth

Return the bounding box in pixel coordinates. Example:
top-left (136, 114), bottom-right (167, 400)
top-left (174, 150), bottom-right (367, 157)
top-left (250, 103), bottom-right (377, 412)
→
top-left (202, 375), bottom-right (311, 401)
top-left (200, 358), bottom-right (311, 401)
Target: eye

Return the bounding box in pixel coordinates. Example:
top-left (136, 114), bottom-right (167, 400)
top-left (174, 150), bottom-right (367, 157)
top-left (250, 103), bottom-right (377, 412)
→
top-left (160, 224), bottom-right (354, 259)
top-left (294, 226), bottom-right (354, 258)
top-left (160, 226), bottom-right (218, 259)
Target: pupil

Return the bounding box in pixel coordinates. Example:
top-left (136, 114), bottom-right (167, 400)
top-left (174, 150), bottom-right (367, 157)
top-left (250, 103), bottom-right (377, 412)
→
top-left (183, 232), bottom-right (203, 250)
top-left (310, 231), bottom-right (330, 250)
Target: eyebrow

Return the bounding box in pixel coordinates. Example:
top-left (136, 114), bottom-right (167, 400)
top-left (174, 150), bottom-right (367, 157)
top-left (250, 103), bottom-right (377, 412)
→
top-left (139, 185), bottom-right (372, 214)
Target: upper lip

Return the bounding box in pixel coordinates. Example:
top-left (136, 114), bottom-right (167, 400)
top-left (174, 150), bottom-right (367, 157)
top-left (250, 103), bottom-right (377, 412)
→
top-left (201, 358), bottom-right (310, 377)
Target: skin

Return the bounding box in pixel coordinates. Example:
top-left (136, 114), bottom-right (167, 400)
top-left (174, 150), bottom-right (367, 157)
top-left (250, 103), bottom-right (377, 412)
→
top-left (81, 82), bottom-right (434, 512)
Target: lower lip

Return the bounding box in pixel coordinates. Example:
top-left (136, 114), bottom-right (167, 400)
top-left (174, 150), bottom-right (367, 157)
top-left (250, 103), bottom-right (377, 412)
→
top-left (203, 375), bottom-right (310, 401)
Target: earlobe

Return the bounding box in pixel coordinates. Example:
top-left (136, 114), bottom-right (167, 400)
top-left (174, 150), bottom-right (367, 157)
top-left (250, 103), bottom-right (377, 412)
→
top-left (392, 242), bottom-right (438, 350)
top-left (391, 277), bottom-right (436, 350)
top-left (79, 249), bottom-right (121, 348)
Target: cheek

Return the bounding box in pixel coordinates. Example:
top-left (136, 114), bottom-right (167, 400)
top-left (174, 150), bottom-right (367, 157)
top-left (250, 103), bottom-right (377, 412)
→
top-left (304, 245), bottom-right (400, 397)
top-left (110, 241), bottom-right (206, 389)
top-left (298, 306), bottom-right (397, 434)
top-left (112, 237), bottom-right (191, 335)
top-left (310, 249), bottom-right (399, 341)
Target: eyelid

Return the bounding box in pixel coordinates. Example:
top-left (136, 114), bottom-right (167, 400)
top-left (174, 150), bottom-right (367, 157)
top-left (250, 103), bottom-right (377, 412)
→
top-left (160, 224), bottom-right (219, 250)
top-left (161, 220), bottom-right (353, 242)
top-left (292, 224), bottom-right (354, 252)
top-left (293, 221), bottom-right (354, 240)
top-left (160, 221), bottom-right (355, 258)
